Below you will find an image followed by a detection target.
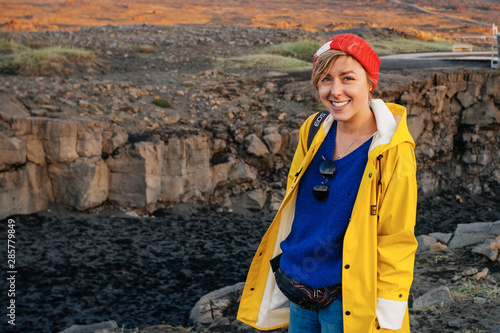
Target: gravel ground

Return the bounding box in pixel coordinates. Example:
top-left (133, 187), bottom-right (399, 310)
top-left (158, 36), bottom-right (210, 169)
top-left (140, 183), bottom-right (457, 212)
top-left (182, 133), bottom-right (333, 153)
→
top-left (1, 191), bottom-right (499, 332)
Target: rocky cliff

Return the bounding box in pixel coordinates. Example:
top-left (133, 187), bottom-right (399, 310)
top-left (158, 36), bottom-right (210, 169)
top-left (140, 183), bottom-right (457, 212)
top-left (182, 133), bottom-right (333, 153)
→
top-left (1, 68), bottom-right (499, 220)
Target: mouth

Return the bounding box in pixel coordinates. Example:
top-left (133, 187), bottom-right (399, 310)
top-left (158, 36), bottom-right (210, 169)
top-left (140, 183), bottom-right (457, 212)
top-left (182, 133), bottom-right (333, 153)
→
top-left (330, 100), bottom-right (350, 108)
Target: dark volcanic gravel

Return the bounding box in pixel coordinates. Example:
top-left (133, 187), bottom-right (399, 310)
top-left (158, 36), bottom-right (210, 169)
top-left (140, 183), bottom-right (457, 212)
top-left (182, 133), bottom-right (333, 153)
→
top-left (1, 207), bottom-right (273, 332)
top-left (1, 192), bottom-right (500, 332)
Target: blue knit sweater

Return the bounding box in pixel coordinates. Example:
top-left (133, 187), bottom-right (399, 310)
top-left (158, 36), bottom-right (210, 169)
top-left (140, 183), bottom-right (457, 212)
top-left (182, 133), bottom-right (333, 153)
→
top-left (280, 122), bottom-right (372, 289)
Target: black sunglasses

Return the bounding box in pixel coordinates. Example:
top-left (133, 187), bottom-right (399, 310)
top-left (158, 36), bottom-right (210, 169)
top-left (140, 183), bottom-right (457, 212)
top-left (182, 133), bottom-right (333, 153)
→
top-left (312, 156), bottom-right (337, 201)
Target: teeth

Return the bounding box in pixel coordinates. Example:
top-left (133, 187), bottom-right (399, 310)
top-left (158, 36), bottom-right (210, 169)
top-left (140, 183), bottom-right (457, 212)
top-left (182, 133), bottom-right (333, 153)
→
top-left (331, 100), bottom-right (349, 107)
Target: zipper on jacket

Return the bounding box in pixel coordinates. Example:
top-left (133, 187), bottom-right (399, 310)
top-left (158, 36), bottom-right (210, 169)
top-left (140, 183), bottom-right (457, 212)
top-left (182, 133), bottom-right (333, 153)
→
top-left (374, 154), bottom-right (384, 220)
top-left (376, 155), bottom-right (383, 193)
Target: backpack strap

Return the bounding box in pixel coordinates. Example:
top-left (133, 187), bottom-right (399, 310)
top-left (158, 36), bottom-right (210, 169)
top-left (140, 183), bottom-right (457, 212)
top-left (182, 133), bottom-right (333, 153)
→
top-left (307, 110), bottom-right (330, 150)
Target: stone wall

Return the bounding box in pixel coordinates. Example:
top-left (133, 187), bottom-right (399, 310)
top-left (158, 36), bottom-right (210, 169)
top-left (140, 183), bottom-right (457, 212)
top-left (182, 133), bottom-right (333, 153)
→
top-left (0, 94), bottom-right (261, 219)
top-left (375, 69), bottom-right (500, 195)
top-left (0, 69), bottom-right (499, 219)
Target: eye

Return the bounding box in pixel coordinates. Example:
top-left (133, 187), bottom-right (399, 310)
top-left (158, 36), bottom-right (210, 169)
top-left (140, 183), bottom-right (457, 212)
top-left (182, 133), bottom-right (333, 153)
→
top-left (321, 76), bottom-right (332, 82)
top-left (343, 76), bottom-right (355, 81)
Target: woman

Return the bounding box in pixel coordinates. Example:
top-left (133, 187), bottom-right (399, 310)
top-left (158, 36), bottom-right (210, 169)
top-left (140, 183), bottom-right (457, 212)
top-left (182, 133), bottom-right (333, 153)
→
top-left (237, 34), bottom-right (418, 332)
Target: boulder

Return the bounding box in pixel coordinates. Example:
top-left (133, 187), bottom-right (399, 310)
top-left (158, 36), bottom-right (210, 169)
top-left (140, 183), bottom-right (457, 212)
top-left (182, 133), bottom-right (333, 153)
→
top-left (108, 141), bottom-right (163, 207)
top-left (416, 235), bottom-right (437, 253)
top-left (77, 126), bottom-right (103, 157)
top-left (0, 93), bottom-right (30, 120)
top-left (289, 129), bottom-right (300, 151)
top-left (477, 152), bottom-right (493, 166)
top-left (161, 136), bottom-right (187, 202)
top-left (462, 98), bottom-right (500, 126)
top-left (425, 86), bottom-right (447, 114)
top-left (448, 221), bottom-right (500, 249)
top-left (43, 119), bottom-right (79, 163)
top-left (190, 282), bottom-right (244, 328)
top-left (23, 134), bottom-right (46, 165)
top-left (430, 242), bottom-right (448, 253)
top-left (0, 135), bottom-right (26, 171)
top-left (48, 157), bottom-right (109, 210)
top-left (233, 189), bottom-right (267, 211)
top-left (473, 268), bottom-right (489, 281)
top-left (0, 163), bottom-right (52, 220)
top-left (101, 124), bottom-right (128, 155)
top-left (428, 232), bottom-right (453, 245)
top-left (460, 267), bottom-right (478, 276)
top-left (161, 135), bottom-right (214, 203)
top-left (456, 82), bottom-right (481, 108)
top-left (445, 81), bottom-right (467, 98)
top-left (269, 190), bottom-right (285, 211)
top-left (213, 161), bottom-right (236, 188)
top-left (407, 115), bottom-right (425, 143)
top-left (263, 132), bottom-right (282, 155)
top-left (418, 172), bottom-right (439, 195)
top-left (413, 286), bottom-right (454, 309)
top-left (471, 238), bottom-right (500, 261)
top-left (58, 321), bottom-right (118, 333)
top-left (136, 141), bottom-right (163, 204)
top-left (228, 161), bottom-right (257, 182)
top-left (181, 135), bottom-right (214, 201)
top-left (246, 134), bottom-right (270, 157)
top-left (212, 138), bottom-right (227, 153)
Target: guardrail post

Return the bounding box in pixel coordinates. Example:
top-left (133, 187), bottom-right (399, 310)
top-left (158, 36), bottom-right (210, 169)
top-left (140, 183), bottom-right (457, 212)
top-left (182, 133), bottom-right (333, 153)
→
top-left (492, 24), bottom-right (499, 69)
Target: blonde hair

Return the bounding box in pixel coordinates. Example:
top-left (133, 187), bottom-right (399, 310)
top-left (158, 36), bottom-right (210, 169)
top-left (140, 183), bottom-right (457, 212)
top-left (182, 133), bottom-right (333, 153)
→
top-left (311, 50), bottom-right (377, 92)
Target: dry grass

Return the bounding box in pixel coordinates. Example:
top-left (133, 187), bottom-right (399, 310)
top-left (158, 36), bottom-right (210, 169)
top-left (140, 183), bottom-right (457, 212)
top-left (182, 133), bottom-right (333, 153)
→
top-left (0, 38), bottom-right (97, 75)
top-left (453, 279), bottom-right (500, 301)
top-left (215, 54), bottom-right (311, 70)
top-left (364, 35), bottom-right (454, 55)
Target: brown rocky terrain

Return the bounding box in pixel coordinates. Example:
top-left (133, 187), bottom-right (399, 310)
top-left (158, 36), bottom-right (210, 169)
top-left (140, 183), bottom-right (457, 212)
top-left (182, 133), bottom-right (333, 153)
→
top-left (1, 24), bottom-right (499, 217)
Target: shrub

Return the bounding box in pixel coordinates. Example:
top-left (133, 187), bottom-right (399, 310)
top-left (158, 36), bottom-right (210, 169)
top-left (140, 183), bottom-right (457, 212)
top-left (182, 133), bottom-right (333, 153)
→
top-left (270, 40), bottom-right (321, 59)
top-left (152, 98), bottom-right (172, 108)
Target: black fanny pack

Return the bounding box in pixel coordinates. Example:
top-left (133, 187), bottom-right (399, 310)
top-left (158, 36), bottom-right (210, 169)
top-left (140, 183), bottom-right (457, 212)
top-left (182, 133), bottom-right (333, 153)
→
top-left (271, 254), bottom-right (341, 311)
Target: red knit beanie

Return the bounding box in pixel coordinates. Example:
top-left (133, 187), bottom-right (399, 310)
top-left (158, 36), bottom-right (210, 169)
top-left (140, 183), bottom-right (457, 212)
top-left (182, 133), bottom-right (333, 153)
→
top-left (314, 34), bottom-right (381, 91)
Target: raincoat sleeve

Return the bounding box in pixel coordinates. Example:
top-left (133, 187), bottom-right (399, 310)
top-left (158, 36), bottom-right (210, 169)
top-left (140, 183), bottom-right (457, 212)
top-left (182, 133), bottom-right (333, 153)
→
top-left (376, 143), bottom-right (418, 330)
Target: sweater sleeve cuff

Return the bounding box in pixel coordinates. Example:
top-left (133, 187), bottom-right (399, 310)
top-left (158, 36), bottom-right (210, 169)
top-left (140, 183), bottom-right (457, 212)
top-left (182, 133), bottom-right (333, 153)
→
top-left (376, 298), bottom-right (407, 330)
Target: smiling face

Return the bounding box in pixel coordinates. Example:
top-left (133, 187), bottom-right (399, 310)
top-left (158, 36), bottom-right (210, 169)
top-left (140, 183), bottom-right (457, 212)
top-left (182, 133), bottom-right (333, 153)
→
top-left (316, 55), bottom-right (372, 124)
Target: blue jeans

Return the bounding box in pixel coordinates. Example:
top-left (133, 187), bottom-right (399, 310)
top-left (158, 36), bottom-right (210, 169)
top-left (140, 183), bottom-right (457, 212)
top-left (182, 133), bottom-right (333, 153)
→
top-left (288, 299), bottom-right (344, 333)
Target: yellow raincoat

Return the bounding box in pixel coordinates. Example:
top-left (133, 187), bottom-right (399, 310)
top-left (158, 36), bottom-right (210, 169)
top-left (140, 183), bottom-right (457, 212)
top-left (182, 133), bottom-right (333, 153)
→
top-left (237, 100), bottom-right (418, 332)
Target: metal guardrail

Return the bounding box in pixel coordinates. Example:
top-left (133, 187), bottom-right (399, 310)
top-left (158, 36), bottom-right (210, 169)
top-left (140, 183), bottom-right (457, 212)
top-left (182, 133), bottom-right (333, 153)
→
top-left (452, 24), bottom-right (499, 69)
top-left (492, 24), bottom-right (499, 69)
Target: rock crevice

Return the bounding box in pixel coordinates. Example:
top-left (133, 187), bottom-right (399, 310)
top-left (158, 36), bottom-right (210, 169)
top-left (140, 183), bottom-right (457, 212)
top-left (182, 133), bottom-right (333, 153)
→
top-left (1, 68), bottom-right (499, 219)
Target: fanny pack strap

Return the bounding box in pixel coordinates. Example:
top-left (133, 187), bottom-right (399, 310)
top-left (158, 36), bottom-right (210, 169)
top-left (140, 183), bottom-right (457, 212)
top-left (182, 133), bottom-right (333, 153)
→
top-left (270, 253), bottom-right (282, 273)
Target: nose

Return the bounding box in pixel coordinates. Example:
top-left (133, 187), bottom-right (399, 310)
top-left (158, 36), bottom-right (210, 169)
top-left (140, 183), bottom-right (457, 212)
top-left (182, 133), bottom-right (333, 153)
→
top-left (330, 80), bottom-right (342, 97)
